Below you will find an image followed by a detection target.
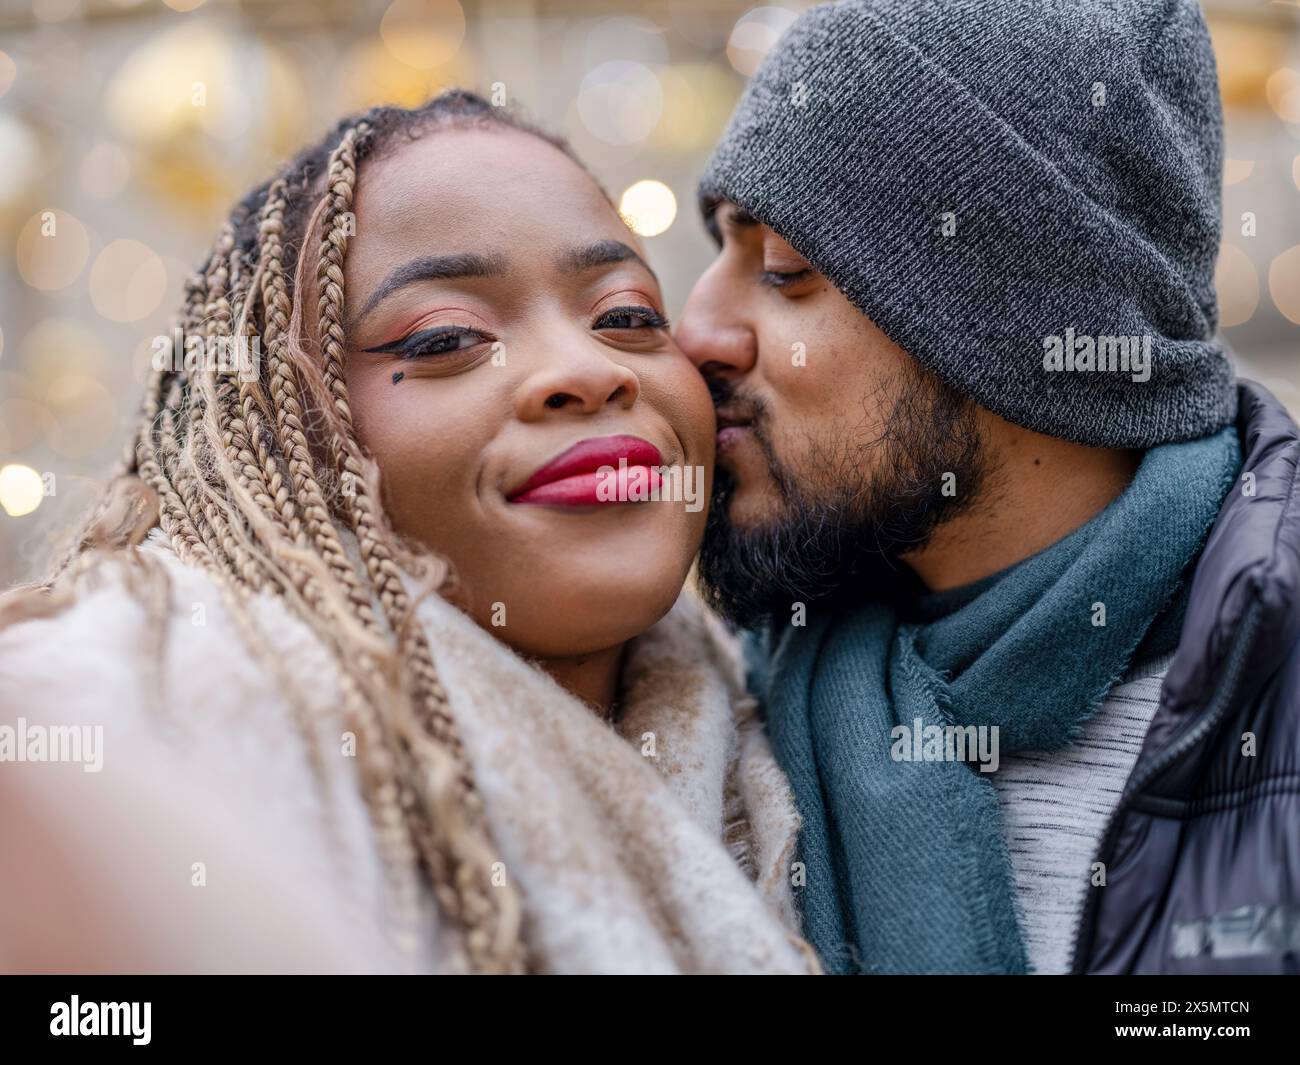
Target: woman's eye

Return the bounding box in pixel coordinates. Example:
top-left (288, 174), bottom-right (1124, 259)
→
top-left (362, 325), bottom-right (491, 360)
top-left (760, 268), bottom-right (814, 289)
top-left (593, 305), bottom-right (669, 331)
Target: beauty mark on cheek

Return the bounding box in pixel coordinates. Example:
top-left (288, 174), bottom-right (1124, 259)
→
top-left (392, 371), bottom-right (405, 385)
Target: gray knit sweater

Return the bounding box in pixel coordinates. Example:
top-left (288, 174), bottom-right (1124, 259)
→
top-left (992, 652), bottom-right (1173, 973)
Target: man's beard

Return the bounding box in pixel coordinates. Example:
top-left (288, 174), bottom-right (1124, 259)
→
top-left (696, 364), bottom-right (989, 628)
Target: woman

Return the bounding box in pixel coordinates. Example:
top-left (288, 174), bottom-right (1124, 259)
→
top-left (0, 91), bottom-right (817, 975)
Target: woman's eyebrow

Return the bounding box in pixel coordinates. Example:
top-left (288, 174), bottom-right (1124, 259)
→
top-left (560, 240), bottom-right (657, 283)
top-left (352, 252), bottom-right (507, 327)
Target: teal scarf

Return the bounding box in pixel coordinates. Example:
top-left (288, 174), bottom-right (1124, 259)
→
top-left (760, 428), bottom-right (1241, 974)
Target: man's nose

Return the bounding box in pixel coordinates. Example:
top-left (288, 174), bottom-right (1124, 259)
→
top-left (675, 262), bottom-right (757, 379)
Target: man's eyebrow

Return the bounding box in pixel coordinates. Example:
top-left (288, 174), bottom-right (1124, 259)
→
top-left (559, 240), bottom-right (657, 282)
top-left (703, 200), bottom-right (759, 245)
top-left (353, 252), bottom-right (507, 325)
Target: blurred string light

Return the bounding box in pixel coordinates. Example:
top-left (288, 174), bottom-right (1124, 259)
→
top-left (1215, 244), bottom-right (1259, 327)
top-left (726, 7), bottom-right (799, 78)
top-left (1270, 246), bottom-right (1300, 325)
top-left (619, 180), bottom-right (676, 237)
top-left (0, 465), bottom-right (44, 519)
top-left (380, 0), bottom-right (466, 70)
top-left (15, 209), bottom-right (90, 292)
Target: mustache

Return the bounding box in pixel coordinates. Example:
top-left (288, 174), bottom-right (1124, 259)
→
top-left (707, 378), bottom-right (767, 430)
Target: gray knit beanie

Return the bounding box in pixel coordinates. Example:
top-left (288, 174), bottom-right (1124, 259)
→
top-left (700, 0), bottom-right (1237, 448)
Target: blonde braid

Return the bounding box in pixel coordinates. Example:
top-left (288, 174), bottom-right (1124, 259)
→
top-left (311, 124), bottom-right (525, 972)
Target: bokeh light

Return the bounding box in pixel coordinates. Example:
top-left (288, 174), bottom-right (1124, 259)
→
top-left (105, 24), bottom-right (304, 154)
top-left (726, 7), bottom-right (799, 78)
top-left (650, 63), bottom-right (742, 152)
top-left (0, 393), bottom-right (56, 456)
top-left (1223, 158), bottom-right (1254, 186)
top-left (379, 0), bottom-right (466, 71)
top-left (80, 142), bottom-right (133, 200)
top-left (89, 239), bottom-right (167, 323)
top-left (15, 209), bottom-right (90, 292)
top-left (20, 319), bottom-right (107, 393)
top-left (620, 180), bottom-right (677, 237)
top-left (0, 464), bottom-right (44, 518)
top-left (336, 37), bottom-right (476, 112)
top-left (578, 60), bottom-right (663, 146)
top-left (44, 375), bottom-right (119, 459)
top-left (668, 1), bottom-right (732, 50)
top-left (1269, 245), bottom-right (1300, 325)
top-left (1266, 68), bottom-right (1300, 123)
top-left (0, 114), bottom-right (41, 207)
top-left (1215, 244), bottom-right (1260, 327)
top-left (582, 16), bottom-right (668, 69)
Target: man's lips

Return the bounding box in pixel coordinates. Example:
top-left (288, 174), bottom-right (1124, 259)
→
top-left (714, 407), bottom-right (754, 453)
top-left (508, 434), bottom-right (663, 506)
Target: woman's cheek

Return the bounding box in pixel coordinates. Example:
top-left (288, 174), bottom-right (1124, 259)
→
top-left (348, 369), bottom-right (484, 546)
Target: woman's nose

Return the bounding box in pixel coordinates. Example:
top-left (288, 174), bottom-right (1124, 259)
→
top-left (675, 264), bottom-right (758, 379)
top-left (515, 344), bottom-right (640, 421)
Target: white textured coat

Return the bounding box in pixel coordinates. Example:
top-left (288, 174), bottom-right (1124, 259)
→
top-left (0, 532), bottom-right (816, 975)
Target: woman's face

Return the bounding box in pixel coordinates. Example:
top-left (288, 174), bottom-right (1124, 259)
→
top-left (342, 126), bottom-right (714, 658)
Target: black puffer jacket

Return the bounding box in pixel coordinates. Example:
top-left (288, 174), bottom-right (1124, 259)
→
top-left (1073, 380), bottom-right (1300, 973)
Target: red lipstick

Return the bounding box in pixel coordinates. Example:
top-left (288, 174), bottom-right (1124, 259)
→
top-left (508, 435), bottom-right (663, 507)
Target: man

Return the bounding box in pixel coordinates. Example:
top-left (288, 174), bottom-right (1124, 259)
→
top-left (677, 0), bottom-right (1300, 974)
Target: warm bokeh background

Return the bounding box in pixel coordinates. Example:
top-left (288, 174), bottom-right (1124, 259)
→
top-left (1, 0), bottom-right (1297, 583)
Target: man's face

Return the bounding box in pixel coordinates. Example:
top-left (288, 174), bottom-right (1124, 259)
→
top-left (675, 200), bottom-right (988, 625)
